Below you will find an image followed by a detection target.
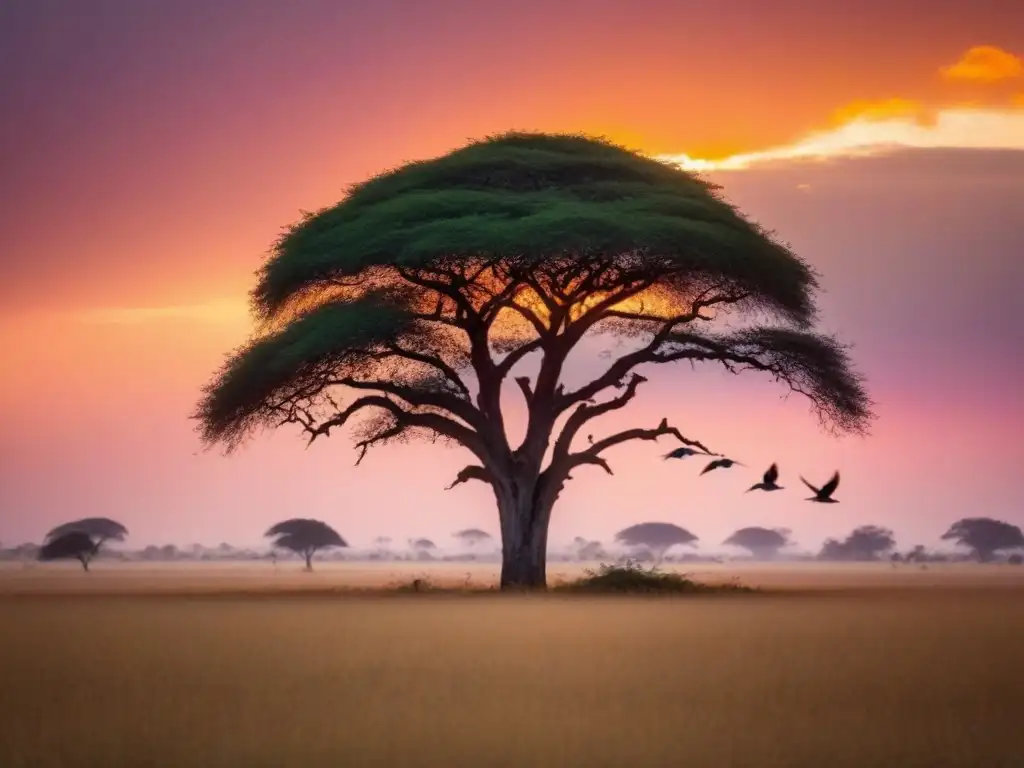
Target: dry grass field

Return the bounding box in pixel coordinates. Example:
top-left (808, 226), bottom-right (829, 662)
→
top-left (3, 563), bottom-right (1023, 767)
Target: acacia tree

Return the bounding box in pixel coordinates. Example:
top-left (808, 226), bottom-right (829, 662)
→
top-left (819, 525), bottom-right (896, 562)
top-left (724, 527), bottom-right (792, 560)
top-left (39, 518), bottom-right (128, 571)
top-left (195, 132), bottom-right (871, 589)
top-left (941, 518), bottom-right (1024, 562)
top-left (615, 522), bottom-right (698, 564)
top-left (266, 519), bottom-right (347, 570)
top-left (453, 528), bottom-right (494, 550)
top-left (38, 531), bottom-right (101, 571)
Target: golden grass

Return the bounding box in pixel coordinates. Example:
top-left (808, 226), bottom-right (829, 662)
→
top-left (2, 565), bottom-right (1024, 767)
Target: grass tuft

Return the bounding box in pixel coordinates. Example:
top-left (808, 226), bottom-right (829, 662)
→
top-left (553, 560), bottom-right (756, 594)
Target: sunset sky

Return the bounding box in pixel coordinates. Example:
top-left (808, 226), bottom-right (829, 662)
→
top-left (1, 0), bottom-right (1021, 553)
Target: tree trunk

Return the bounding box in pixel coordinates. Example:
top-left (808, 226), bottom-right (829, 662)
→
top-left (304, 550), bottom-right (314, 571)
top-left (79, 556), bottom-right (90, 572)
top-left (496, 480), bottom-right (553, 590)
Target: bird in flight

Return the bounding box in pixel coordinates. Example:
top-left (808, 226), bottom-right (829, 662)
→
top-left (746, 463), bottom-right (783, 492)
top-left (664, 446), bottom-right (716, 460)
top-left (801, 472), bottom-right (840, 503)
top-left (700, 457), bottom-right (743, 475)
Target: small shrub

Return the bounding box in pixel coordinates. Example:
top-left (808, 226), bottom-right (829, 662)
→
top-left (1007, 554), bottom-right (1023, 566)
top-left (555, 560), bottom-right (755, 594)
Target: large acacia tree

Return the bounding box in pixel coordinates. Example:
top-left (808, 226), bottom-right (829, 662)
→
top-left (196, 133), bottom-right (871, 589)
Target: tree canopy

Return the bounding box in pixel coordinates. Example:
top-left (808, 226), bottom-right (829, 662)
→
top-left (819, 525), bottom-right (896, 562)
top-left (941, 518), bottom-right (1024, 562)
top-left (38, 531), bottom-right (99, 571)
top-left (723, 527), bottom-right (791, 559)
top-left (195, 132), bottom-right (872, 589)
top-left (46, 518), bottom-right (128, 544)
top-left (266, 518), bottom-right (347, 570)
top-left (615, 522), bottom-right (697, 562)
top-left (453, 529), bottom-right (493, 547)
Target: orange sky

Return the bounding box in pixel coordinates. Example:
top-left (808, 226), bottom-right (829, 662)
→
top-left (1, 0), bottom-right (1022, 550)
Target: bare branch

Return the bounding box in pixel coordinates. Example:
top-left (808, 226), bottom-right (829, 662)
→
top-left (334, 377), bottom-right (480, 431)
top-left (515, 376), bottom-right (534, 406)
top-left (495, 338), bottom-right (543, 379)
top-left (557, 292), bottom-right (750, 411)
top-left (306, 393), bottom-right (488, 462)
top-left (445, 464), bottom-right (493, 490)
top-left (558, 417), bottom-right (715, 478)
top-left (550, 372), bottom-right (649, 460)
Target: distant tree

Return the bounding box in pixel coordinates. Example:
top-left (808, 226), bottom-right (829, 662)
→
top-left (723, 527), bottom-right (792, 560)
top-left (265, 519), bottom-right (347, 570)
top-left (38, 531), bottom-right (99, 571)
top-left (160, 544), bottom-right (178, 560)
top-left (453, 529), bottom-right (493, 550)
top-left (615, 522), bottom-right (697, 564)
top-left (1008, 554), bottom-right (1023, 566)
top-left (818, 525), bottom-right (896, 561)
top-left (374, 536), bottom-right (393, 549)
top-left (569, 537), bottom-right (608, 561)
top-left (904, 544), bottom-right (928, 563)
top-left (941, 518), bottom-right (1024, 563)
top-left (46, 518), bottom-right (127, 549)
top-left (193, 133), bottom-right (873, 590)
top-left (40, 518), bottom-right (128, 571)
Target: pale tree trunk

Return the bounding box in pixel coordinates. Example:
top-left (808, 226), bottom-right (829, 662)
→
top-left (495, 475), bottom-right (554, 590)
top-left (304, 549), bottom-right (314, 571)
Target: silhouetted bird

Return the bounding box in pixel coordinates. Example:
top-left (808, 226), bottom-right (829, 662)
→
top-left (663, 446), bottom-right (714, 460)
top-left (747, 463), bottom-right (783, 492)
top-left (701, 457), bottom-right (743, 475)
top-left (801, 471), bottom-right (840, 503)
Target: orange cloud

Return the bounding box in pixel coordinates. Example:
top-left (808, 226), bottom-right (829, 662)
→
top-left (940, 46), bottom-right (1023, 82)
top-left (658, 105), bottom-right (1024, 171)
top-left (831, 98), bottom-right (925, 125)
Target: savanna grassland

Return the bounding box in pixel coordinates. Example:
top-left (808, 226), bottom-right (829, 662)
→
top-left (2, 564), bottom-right (1023, 767)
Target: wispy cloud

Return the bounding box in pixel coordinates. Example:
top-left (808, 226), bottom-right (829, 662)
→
top-left (658, 106), bottom-right (1024, 171)
top-left (940, 45), bottom-right (1023, 82)
top-left (75, 299), bottom-right (249, 325)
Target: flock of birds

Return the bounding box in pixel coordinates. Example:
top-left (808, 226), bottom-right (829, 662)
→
top-left (663, 446), bottom-right (841, 503)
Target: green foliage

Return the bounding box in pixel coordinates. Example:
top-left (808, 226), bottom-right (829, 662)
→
top-left (555, 561), bottom-right (754, 594)
top-left (255, 132), bottom-right (818, 325)
top-left (196, 295), bottom-right (413, 448)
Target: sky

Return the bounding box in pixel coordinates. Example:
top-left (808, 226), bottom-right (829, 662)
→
top-left (1, 0), bottom-right (1022, 553)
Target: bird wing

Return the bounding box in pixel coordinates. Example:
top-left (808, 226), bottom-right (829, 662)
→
top-left (664, 447), bottom-right (684, 460)
top-left (764, 463), bottom-right (779, 484)
top-left (701, 459), bottom-right (724, 474)
top-left (821, 471), bottom-right (840, 497)
top-left (800, 476), bottom-right (820, 494)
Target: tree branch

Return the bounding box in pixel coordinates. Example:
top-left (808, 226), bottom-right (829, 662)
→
top-left (333, 377), bottom-right (480, 430)
top-left (559, 417), bottom-right (715, 478)
top-left (368, 344), bottom-right (472, 398)
top-left (556, 291), bottom-right (750, 412)
top-left (515, 376), bottom-right (534, 407)
top-left (550, 372), bottom-right (648, 460)
top-left (444, 464), bottom-right (493, 490)
top-left (305, 394), bottom-right (488, 463)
